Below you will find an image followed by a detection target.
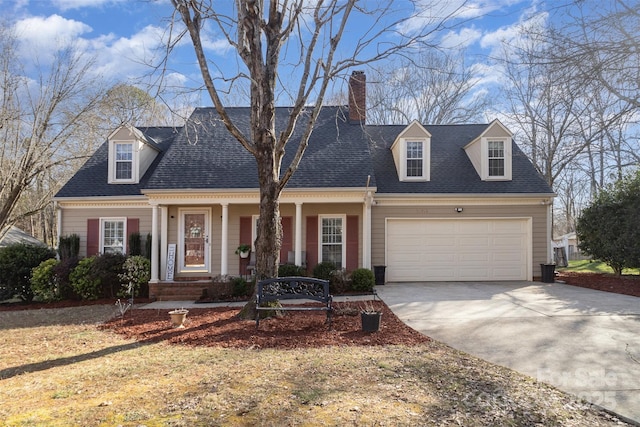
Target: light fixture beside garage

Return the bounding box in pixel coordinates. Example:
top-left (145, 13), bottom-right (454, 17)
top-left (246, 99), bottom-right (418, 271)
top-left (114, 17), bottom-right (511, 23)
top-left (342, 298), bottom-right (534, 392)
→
top-left (454, 207), bottom-right (463, 213)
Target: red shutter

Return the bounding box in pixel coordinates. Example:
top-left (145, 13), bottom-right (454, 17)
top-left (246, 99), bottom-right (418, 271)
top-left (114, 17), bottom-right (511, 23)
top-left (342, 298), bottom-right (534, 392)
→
top-left (87, 219), bottom-right (99, 256)
top-left (239, 217), bottom-right (252, 246)
top-left (306, 216), bottom-right (318, 272)
top-left (239, 217), bottom-right (252, 274)
top-left (126, 218), bottom-right (139, 255)
top-left (280, 216), bottom-right (292, 263)
top-left (346, 215), bottom-right (359, 271)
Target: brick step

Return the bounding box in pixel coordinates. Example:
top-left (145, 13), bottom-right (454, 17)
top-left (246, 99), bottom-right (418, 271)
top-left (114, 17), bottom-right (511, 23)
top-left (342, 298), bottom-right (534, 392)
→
top-left (149, 281), bottom-right (234, 301)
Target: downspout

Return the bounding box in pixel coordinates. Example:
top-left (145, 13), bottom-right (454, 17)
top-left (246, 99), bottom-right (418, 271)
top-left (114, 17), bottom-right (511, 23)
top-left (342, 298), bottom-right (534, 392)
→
top-left (363, 175), bottom-right (372, 269)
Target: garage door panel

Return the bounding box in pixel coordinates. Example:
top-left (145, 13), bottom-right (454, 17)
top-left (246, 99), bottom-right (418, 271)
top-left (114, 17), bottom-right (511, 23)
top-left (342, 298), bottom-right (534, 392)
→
top-left (387, 219), bottom-right (529, 281)
top-left (459, 252), bottom-right (490, 262)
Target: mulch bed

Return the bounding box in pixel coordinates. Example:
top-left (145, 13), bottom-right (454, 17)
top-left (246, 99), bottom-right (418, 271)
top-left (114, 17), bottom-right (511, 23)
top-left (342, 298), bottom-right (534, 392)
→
top-left (4, 273), bottom-right (637, 349)
top-left (556, 271), bottom-right (640, 297)
top-left (99, 300), bottom-right (430, 349)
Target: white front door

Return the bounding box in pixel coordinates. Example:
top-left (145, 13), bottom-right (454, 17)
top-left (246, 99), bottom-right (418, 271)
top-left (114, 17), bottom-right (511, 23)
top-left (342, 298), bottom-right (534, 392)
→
top-left (179, 209), bottom-right (210, 273)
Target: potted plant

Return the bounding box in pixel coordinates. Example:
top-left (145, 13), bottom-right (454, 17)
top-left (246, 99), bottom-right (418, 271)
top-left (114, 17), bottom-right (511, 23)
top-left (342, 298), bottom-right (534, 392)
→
top-left (235, 244), bottom-right (251, 258)
top-left (168, 308), bottom-right (189, 328)
top-left (360, 300), bottom-right (382, 332)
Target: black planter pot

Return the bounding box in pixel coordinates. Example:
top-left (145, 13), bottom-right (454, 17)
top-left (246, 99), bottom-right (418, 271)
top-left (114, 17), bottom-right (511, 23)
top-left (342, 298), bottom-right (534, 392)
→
top-left (361, 311), bottom-right (382, 332)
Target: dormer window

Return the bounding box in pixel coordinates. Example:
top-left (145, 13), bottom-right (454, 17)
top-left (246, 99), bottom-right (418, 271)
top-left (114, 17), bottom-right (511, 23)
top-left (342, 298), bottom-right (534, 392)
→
top-left (115, 143), bottom-right (133, 180)
top-left (488, 140), bottom-right (505, 177)
top-left (463, 120), bottom-right (513, 181)
top-left (390, 121), bottom-right (431, 182)
top-left (107, 124), bottom-right (161, 185)
top-left (406, 141), bottom-right (424, 177)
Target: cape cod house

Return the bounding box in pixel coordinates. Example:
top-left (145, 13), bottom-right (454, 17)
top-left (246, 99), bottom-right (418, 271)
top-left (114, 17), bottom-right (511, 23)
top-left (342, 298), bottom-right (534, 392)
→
top-left (54, 71), bottom-right (555, 300)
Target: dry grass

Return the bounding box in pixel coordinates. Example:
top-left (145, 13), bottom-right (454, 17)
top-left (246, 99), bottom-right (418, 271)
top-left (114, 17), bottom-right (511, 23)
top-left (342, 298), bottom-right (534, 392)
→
top-left (0, 305), bottom-right (629, 426)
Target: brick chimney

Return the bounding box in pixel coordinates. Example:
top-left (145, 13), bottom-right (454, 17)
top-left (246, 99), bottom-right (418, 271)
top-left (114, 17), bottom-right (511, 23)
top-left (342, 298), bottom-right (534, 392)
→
top-left (348, 70), bottom-right (366, 124)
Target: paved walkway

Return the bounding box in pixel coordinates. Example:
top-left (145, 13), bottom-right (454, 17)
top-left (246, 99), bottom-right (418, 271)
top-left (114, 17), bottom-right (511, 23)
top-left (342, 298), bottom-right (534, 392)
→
top-left (376, 281), bottom-right (640, 425)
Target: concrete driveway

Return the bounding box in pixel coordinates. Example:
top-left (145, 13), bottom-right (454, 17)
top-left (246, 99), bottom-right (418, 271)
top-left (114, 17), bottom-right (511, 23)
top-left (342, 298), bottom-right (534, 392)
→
top-left (376, 281), bottom-right (640, 424)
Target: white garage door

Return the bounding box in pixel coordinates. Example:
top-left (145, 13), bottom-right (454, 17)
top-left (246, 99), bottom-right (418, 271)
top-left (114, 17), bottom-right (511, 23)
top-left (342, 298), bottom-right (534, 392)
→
top-left (386, 218), bottom-right (530, 281)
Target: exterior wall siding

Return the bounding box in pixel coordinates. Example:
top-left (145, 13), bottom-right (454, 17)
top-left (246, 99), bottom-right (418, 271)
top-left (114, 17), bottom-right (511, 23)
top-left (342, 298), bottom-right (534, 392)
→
top-left (371, 202), bottom-right (549, 280)
top-left (60, 207), bottom-right (152, 257)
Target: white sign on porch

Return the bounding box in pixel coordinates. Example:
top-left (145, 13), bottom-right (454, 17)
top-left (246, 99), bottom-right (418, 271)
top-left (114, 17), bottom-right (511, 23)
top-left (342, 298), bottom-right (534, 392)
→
top-left (166, 244), bottom-right (176, 281)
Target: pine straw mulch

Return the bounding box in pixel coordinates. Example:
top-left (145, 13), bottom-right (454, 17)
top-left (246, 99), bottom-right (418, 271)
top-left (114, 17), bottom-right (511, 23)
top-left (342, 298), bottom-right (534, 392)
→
top-left (99, 300), bottom-right (430, 349)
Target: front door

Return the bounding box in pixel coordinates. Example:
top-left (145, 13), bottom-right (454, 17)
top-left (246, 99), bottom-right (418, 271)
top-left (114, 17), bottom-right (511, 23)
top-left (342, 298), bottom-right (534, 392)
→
top-left (179, 209), bottom-right (210, 273)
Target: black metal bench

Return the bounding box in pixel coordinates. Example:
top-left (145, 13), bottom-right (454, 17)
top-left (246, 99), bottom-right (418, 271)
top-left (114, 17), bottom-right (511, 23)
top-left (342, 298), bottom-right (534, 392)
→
top-left (255, 276), bottom-right (332, 328)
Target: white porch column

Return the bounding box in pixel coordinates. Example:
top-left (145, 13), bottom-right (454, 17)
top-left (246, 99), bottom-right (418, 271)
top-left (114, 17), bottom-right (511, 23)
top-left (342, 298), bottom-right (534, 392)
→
top-left (295, 202), bottom-right (303, 265)
top-left (363, 192), bottom-right (373, 269)
top-left (150, 204), bottom-right (159, 283)
top-left (221, 203), bottom-right (229, 275)
top-left (160, 206), bottom-right (168, 280)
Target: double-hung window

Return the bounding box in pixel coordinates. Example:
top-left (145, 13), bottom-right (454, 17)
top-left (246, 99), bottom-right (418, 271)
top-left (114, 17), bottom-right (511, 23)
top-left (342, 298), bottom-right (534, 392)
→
top-left (406, 141), bottom-right (424, 178)
top-left (488, 140), bottom-right (505, 177)
top-left (320, 216), bottom-right (344, 269)
top-left (115, 143), bottom-right (133, 180)
top-left (101, 218), bottom-right (125, 254)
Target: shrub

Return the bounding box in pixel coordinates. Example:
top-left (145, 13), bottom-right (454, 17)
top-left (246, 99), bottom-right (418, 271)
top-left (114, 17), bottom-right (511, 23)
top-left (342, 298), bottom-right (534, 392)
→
top-left (30, 259), bottom-right (61, 302)
top-left (57, 234), bottom-right (80, 260)
top-left (92, 253), bottom-right (126, 298)
top-left (118, 256), bottom-right (150, 298)
top-left (351, 268), bottom-right (375, 292)
top-left (53, 257), bottom-right (80, 300)
top-left (278, 263), bottom-right (306, 277)
top-left (577, 170), bottom-right (640, 275)
top-left (128, 232), bottom-right (142, 256)
top-left (70, 257), bottom-right (101, 300)
top-left (312, 261), bottom-right (336, 280)
top-left (0, 243), bottom-right (56, 302)
top-left (329, 268), bottom-right (350, 294)
top-left (231, 276), bottom-right (250, 297)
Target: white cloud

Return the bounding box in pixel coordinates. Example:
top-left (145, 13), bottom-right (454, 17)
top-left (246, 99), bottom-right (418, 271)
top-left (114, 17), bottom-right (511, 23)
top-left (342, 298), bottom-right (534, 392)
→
top-left (398, 0), bottom-right (525, 35)
top-left (88, 25), bottom-right (168, 80)
top-left (51, 0), bottom-right (126, 11)
top-left (440, 27), bottom-right (483, 49)
top-left (479, 7), bottom-right (548, 56)
top-left (13, 14), bottom-right (92, 51)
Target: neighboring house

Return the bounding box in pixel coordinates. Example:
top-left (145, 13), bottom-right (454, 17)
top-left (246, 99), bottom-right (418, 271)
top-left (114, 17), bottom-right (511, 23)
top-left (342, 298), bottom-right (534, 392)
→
top-left (0, 226), bottom-right (47, 248)
top-left (553, 232), bottom-right (587, 262)
top-left (54, 71), bottom-right (555, 300)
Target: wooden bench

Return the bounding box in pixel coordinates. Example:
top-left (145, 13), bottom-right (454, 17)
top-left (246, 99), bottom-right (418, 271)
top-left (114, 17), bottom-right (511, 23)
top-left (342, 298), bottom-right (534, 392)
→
top-left (255, 276), bottom-right (332, 329)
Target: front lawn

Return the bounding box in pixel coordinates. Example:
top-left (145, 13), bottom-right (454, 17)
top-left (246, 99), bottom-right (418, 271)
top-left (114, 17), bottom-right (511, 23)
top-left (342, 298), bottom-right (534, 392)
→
top-left (0, 306), bottom-right (629, 426)
top-left (558, 260), bottom-right (640, 275)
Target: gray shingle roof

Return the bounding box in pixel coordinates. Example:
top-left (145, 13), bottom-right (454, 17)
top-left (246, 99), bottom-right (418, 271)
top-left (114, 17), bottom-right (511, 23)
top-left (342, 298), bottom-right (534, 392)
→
top-left (367, 124), bottom-right (553, 194)
top-left (55, 107), bottom-right (553, 198)
top-left (55, 127), bottom-right (178, 198)
top-left (144, 106), bottom-right (375, 190)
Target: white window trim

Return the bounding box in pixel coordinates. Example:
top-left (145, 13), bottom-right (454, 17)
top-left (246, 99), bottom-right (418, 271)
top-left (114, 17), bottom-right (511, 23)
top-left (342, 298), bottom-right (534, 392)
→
top-left (482, 137), bottom-right (512, 181)
top-left (108, 140), bottom-right (138, 184)
top-left (100, 217), bottom-right (127, 254)
top-left (400, 138), bottom-right (430, 181)
top-left (318, 214), bottom-right (346, 268)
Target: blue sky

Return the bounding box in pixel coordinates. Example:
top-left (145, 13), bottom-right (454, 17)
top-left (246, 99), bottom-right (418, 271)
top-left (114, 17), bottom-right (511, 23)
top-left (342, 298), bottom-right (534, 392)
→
top-left (1, 0), bottom-right (550, 106)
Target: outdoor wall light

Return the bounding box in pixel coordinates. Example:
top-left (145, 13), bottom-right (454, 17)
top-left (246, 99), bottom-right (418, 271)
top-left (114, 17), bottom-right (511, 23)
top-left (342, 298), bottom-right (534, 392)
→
top-left (455, 207), bottom-right (464, 213)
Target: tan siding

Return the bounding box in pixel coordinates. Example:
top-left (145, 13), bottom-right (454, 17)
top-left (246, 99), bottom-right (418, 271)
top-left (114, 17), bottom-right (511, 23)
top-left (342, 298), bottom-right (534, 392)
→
top-left (483, 125), bottom-right (510, 138)
top-left (111, 127), bottom-right (136, 140)
top-left (401, 122), bottom-right (429, 138)
top-left (371, 203), bottom-right (548, 280)
top-left (60, 207), bottom-right (152, 257)
top-left (464, 141), bottom-right (482, 175)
